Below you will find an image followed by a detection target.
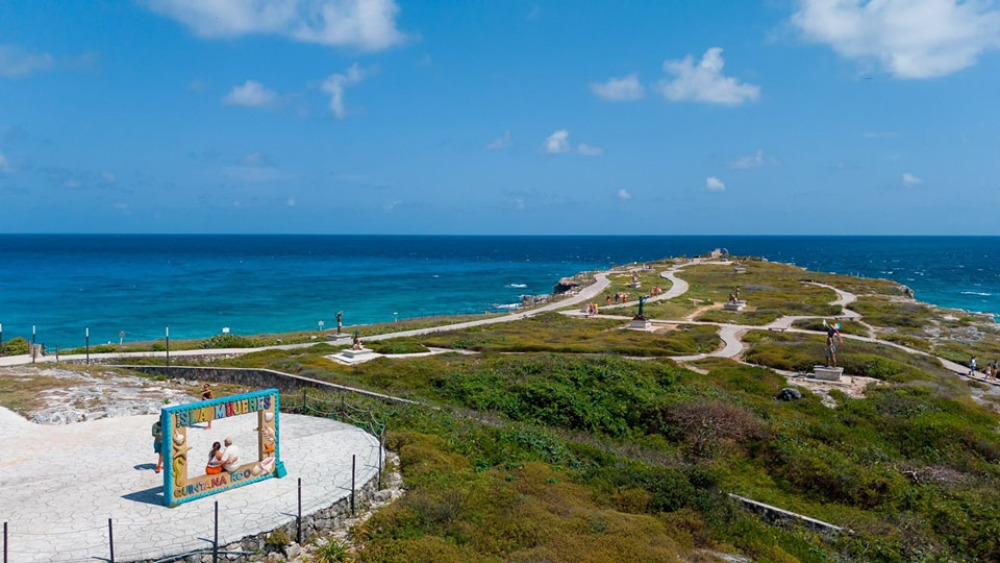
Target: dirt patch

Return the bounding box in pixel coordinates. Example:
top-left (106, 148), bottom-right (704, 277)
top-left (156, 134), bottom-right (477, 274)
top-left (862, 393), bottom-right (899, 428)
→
top-left (685, 302), bottom-right (724, 321)
top-left (0, 366), bottom-right (245, 424)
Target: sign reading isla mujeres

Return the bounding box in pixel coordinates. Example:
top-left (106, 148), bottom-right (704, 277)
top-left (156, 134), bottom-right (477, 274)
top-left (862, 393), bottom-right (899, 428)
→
top-left (160, 388), bottom-right (283, 507)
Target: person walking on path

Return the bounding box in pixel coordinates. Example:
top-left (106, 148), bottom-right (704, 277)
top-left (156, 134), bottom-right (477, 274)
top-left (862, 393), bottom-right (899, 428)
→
top-left (970, 356), bottom-right (978, 376)
top-left (151, 419), bottom-right (163, 473)
top-left (201, 384), bottom-right (214, 429)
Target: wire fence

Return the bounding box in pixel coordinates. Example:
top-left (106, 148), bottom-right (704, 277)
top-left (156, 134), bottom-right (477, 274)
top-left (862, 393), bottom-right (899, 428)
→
top-left (2, 391), bottom-right (387, 563)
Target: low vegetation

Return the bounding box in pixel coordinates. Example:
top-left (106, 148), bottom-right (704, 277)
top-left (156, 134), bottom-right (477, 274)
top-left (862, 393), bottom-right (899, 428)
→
top-left (16, 255), bottom-right (1000, 562)
top-left (417, 312), bottom-right (720, 357)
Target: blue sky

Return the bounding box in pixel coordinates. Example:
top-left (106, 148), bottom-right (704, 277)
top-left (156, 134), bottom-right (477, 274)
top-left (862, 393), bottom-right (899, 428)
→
top-left (1, 0), bottom-right (998, 235)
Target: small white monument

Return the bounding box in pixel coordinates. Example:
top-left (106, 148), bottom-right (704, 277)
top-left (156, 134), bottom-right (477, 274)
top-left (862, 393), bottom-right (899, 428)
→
top-left (629, 296), bottom-right (653, 330)
top-left (724, 300), bottom-right (746, 312)
top-left (812, 365), bottom-right (844, 381)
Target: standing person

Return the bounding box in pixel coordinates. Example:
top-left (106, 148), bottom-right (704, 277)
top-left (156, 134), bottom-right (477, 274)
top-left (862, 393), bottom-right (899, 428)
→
top-left (336, 311), bottom-right (343, 335)
top-left (970, 356), bottom-right (978, 376)
top-left (201, 384), bottom-right (214, 429)
top-left (151, 419), bottom-right (163, 473)
top-left (825, 323), bottom-right (843, 368)
top-left (221, 437), bottom-right (241, 472)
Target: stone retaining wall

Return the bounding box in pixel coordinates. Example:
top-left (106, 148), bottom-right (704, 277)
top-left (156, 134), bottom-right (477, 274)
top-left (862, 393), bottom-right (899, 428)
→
top-left (121, 365), bottom-right (420, 406)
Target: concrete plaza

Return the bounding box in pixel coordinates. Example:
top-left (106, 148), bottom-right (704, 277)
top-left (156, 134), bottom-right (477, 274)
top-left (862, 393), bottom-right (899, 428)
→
top-left (0, 407), bottom-right (381, 562)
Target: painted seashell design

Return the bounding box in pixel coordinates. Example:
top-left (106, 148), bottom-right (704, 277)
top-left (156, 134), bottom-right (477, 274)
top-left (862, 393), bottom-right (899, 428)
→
top-left (264, 412), bottom-right (274, 422)
top-left (173, 432), bottom-right (185, 445)
top-left (251, 464), bottom-right (262, 476)
top-left (261, 457), bottom-right (275, 473)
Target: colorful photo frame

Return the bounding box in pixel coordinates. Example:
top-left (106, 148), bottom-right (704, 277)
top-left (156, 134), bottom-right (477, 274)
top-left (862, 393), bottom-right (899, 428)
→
top-left (160, 388), bottom-right (282, 507)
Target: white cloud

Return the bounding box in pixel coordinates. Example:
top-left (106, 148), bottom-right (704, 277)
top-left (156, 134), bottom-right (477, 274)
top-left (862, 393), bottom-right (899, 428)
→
top-left (143, 0), bottom-right (407, 51)
top-left (222, 80), bottom-right (278, 107)
top-left (0, 151), bottom-right (12, 173)
top-left (543, 130), bottom-right (603, 156)
top-left (486, 130), bottom-right (511, 150)
top-left (513, 197), bottom-right (525, 209)
top-left (791, 0), bottom-right (1000, 79)
top-left (64, 177), bottom-right (81, 188)
top-left (113, 202), bottom-right (132, 215)
top-left (242, 151), bottom-right (271, 166)
top-left (544, 130), bottom-right (572, 154)
top-left (705, 176), bottom-right (726, 191)
top-left (617, 188), bottom-right (632, 200)
top-left (223, 151), bottom-right (286, 182)
top-left (527, 4), bottom-right (541, 21)
top-left (384, 199), bottom-right (402, 211)
top-left (590, 73), bottom-right (645, 101)
top-left (0, 45), bottom-right (55, 78)
top-left (657, 48), bottom-right (760, 106)
top-left (286, 197), bottom-right (296, 206)
top-left (902, 172), bottom-right (924, 186)
top-left (321, 63), bottom-right (367, 118)
top-left (101, 171), bottom-right (117, 183)
top-left (728, 149), bottom-right (777, 169)
top-left (188, 78), bottom-right (205, 92)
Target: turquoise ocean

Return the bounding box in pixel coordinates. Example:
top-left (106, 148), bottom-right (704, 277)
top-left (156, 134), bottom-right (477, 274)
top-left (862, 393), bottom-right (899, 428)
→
top-left (0, 235), bottom-right (997, 349)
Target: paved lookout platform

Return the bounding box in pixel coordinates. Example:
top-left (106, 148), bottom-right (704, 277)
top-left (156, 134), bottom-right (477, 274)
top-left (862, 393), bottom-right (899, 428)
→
top-left (0, 407), bottom-right (382, 562)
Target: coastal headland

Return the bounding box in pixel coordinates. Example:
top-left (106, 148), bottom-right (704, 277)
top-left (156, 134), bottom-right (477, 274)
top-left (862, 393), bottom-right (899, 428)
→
top-left (3, 253), bottom-right (1000, 562)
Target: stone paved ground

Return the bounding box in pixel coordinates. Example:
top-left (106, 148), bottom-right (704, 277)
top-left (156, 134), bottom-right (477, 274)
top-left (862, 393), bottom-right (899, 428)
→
top-left (0, 406), bottom-right (381, 562)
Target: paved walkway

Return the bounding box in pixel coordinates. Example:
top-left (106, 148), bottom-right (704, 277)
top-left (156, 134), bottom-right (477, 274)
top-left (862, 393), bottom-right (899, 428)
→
top-left (0, 274), bottom-right (612, 369)
top-left (0, 407), bottom-right (381, 562)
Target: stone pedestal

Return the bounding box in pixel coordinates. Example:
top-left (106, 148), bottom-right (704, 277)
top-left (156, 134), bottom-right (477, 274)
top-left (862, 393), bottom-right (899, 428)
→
top-left (724, 300), bottom-right (746, 312)
top-left (341, 347), bottom-right (376, 360)
top-left (812, 366), bottom-right (843, 381)
top-left (628, 281), bottom-right (642, 289)
top-left (629, 316), bottom-right (652, 330)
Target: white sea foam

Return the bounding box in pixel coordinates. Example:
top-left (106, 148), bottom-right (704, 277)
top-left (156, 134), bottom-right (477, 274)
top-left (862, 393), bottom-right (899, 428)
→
top-left (506, 283), bottom-right (528, 288)
top-left (494, 303), bottom-right (521, 310)
top-left (961, 291), bottom-right (992, 297)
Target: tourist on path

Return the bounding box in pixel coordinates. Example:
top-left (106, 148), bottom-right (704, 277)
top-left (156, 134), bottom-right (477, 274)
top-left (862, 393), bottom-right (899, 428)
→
top-left (151, 419), bottom-right (163, 473)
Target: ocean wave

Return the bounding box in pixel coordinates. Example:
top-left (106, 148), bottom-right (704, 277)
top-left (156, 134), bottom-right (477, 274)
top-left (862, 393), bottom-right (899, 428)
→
top-left (493, 303), bottom-right (521, 310)
top-left (506, 283), bottom-right (528, 288)
top-left (961, 291), bottom-right (992, 297)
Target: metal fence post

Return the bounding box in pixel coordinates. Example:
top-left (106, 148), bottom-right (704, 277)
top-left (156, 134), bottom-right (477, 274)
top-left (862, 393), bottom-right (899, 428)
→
top-left (4, 521), bottom-right (8, 563)
top-left (378, 431), bottom-right (384, 490)
top-left (351, 454), bottom-right (356, 515)
top-left (108, 518), bottom-right (115, 563)
top-left (213, 500), bottom-right (219, 563)
top-left (297, 478), bottom-right (302, 544)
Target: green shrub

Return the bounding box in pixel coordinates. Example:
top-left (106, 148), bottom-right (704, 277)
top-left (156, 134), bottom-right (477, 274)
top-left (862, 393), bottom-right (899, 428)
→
top-left (310, 539), bottom-right (350, 562)
top-left (265, 528), bottom-right (291, 550)
top-left (200, 333), bottom-right (257, 349)
top-left (1, 336), bottom-right (30, 355)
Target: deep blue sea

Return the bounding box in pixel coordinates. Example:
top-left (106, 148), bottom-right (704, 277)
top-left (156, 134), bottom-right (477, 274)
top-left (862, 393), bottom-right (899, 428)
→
top-left (0, 235), bottom-right (997, 349)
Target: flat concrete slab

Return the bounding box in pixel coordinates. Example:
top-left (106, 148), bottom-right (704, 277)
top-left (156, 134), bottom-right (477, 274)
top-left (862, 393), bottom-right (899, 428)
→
top-left (0, 406), bottom-right (381, 562)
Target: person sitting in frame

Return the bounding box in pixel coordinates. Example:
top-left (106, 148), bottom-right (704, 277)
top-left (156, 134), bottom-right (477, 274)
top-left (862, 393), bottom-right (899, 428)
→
top-left (206, 441), bottom-right (224, 475)
top-left (221, 437), bottom-right (241, 472)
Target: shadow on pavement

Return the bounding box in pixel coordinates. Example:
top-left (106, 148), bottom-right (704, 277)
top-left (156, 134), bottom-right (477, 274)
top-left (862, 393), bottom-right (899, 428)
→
top-left (122, 486), bottom-right (164, 506)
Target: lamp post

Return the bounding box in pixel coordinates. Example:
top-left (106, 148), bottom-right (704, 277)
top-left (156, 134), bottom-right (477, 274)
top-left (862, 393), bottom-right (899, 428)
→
top-left (118, 331), bottom-right (125, 356)
top-left (85, 327), bottom-right (90, 364)
top-left (32, 324), bottom-right (36, 345)
top-left (0, 321), bottom-right (4, 356)
top-left (165, 326), bottom-right (170, 367)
